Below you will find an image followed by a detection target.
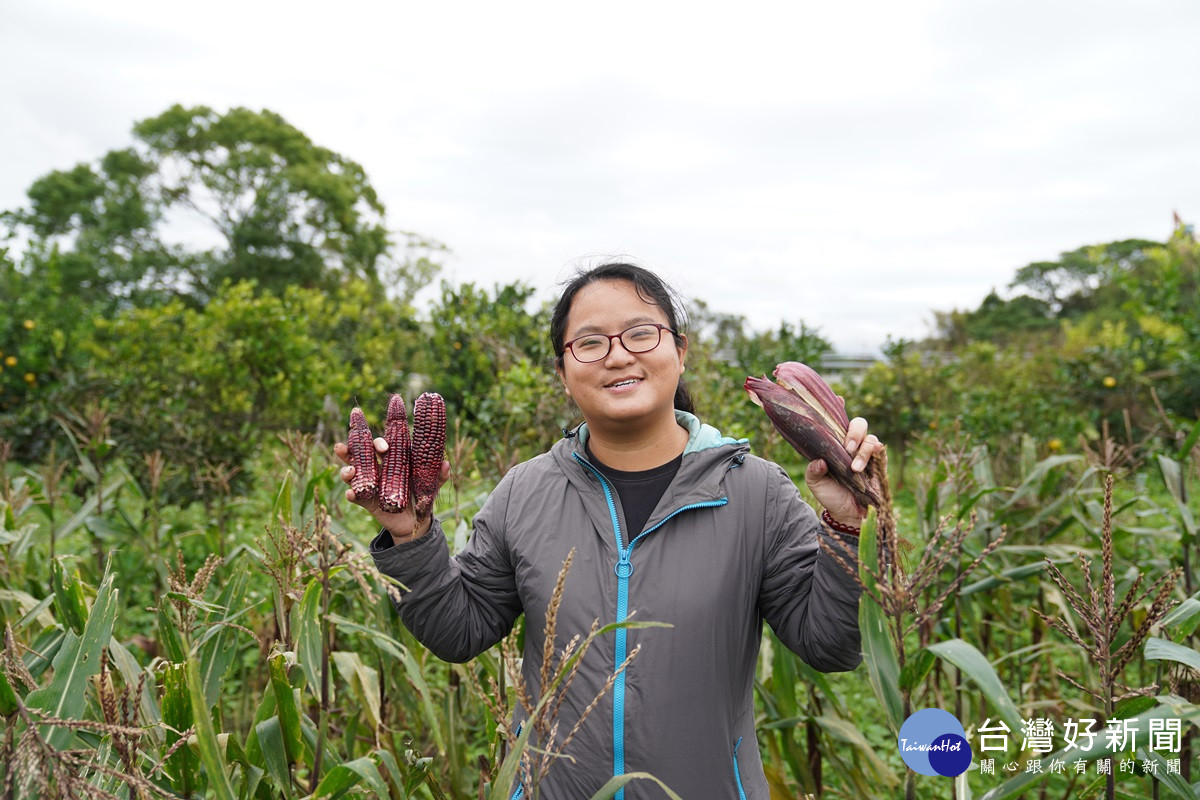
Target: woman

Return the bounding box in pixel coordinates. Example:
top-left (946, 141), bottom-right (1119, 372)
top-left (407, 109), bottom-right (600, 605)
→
top-left (336, 263), bottom-right (881, 798)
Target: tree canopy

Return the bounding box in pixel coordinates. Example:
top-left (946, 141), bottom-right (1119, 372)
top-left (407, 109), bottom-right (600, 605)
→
top-left (4, 105), bottom-right (396, 307)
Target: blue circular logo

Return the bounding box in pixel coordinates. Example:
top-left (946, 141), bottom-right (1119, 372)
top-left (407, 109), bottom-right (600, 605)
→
top-left (897, 708), bottom-right (972, 777)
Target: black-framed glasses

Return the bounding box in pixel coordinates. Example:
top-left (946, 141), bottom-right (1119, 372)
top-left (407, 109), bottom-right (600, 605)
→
top-left (563, 323), bottom-right (680, 363)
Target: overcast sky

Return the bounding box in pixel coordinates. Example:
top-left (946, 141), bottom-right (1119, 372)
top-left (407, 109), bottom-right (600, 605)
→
top-left (4, 1), bottom-right (1199, 352)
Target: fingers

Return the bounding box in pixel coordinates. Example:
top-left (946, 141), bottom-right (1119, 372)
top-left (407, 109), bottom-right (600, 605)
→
top-left (374, 436), bottom-right (388, 453)
top-left (852, 434), bottom-right (882, 472)
top-left (334, 442), bottom-right (350, 464)
top-left (438, 460), bottom-right (451, 488)
top-left (844, 417), bottom-right (868, 453)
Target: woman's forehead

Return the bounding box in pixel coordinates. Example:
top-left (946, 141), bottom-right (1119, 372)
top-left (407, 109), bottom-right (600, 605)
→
top-left (567, 280), bottom-right (667, 332)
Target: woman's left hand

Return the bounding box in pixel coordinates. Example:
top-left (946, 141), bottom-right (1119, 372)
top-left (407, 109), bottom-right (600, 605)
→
top-left (805, 416), bottom-right (882, 528)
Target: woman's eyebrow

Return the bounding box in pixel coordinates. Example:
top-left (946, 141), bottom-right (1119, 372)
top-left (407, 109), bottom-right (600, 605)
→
top-left (570, 316), bottom-right (659, 337)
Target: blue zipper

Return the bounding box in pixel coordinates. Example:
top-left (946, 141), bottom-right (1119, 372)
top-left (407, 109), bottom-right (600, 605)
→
top-left (573, 453), bottom-right (728, 799)
top-left (733, 736), bottom-right (747, 800)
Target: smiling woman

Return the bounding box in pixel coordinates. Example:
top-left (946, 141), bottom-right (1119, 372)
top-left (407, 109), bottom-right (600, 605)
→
top-left (337, 261), bottom-right (883, 799)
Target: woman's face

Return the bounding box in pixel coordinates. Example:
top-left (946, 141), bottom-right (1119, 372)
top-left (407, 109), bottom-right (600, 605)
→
top-left (557, 279), bottom-right (687, 432)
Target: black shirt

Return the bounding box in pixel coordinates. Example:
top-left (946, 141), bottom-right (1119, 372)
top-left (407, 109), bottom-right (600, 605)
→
top-left (585, 442), bottom-right (683, 540)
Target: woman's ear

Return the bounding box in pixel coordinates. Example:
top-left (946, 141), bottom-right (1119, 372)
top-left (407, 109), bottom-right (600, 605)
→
top-left (677, 333), bottom-right (689, 373)
top-left (555, 361), bottom-right (572, 397)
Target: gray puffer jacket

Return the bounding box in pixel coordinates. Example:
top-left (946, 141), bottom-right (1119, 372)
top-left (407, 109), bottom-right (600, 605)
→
top-left (371, 413), bottom-right (862, 799)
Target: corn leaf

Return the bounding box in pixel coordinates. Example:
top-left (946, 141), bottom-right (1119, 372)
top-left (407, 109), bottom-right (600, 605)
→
top-left (25, 562), bottom-right (117, 750)
top-left (1139, 747), bottom-right (1196, 799)
top-left (331, 651), bottom-right (381, 731)
top-left (198, 567), bottom-right (249, 708)
top-left (927, 638), bottom-right (1023, 733)
top-left (1144, 637), bottom-right (1200, 673)
top-left (294, 578), bottom-right (323, 697)
top-left (186, 658), bottom-right (237, 800)
top-left (50, 558), bottom-right (88, 635)
top-left (255, 716), bottom-right (293, 799)
top-left (1175, 418), bottom-right (1200, 463)
top-left (811, 715), bottom-right (898, 786)
top-left (1161, 597), bottom-right (1200, 638)
top-left (586, 772), bottom-right (684, 800)
top-left (311, 755), bottom-right (390, 799)
top-left (268, 652), bottom-right (304, 766)
top-left (160, 663), bottom-right (198, 795)
top-left (0, 669), bottom-right (17, 716)
top-left (107, 636), bottom-right (162, 734)
top-left (857, 513), bottom-right (904, 731)
top-left (157, 599), bottom-right (188, 662)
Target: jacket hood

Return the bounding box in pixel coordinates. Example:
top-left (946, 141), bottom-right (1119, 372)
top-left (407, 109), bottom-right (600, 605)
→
top-left (550, 412), bottom-right (750, 536)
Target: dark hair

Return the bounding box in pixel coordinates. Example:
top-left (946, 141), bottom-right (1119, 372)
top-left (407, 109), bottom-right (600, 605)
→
top-left (550, 262), bottom-right (695, 414)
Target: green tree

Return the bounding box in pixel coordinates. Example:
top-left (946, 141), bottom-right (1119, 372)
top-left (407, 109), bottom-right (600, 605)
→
top-left (4, 104), bottom-right (413, 307)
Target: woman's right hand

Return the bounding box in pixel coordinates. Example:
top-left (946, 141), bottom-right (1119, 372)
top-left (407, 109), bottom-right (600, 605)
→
top-left (333, 438), bottom-right (451, 546)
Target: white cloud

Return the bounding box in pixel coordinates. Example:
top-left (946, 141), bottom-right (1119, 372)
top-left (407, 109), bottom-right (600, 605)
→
top-left (3, 0), bottom-right (1199, 352)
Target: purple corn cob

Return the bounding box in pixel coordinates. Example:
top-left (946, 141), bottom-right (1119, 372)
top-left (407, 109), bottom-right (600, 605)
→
top-left (378, 393), bottom-right (412, 513)
top-left (744, 367), bottom-right (879, 510)
top-left (410, 392), bottom-right (446, 520)
top-left (347, 407), bottom-right (378, 501)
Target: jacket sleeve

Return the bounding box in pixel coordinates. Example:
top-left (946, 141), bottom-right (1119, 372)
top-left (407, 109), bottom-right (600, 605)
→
top-left (758, 463), bottom-right (863, 672)
top-left (369, 470), bottom-right (523, 663)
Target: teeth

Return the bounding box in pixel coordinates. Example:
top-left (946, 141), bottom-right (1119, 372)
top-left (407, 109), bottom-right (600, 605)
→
top-left (610, 379), bottom-right (640, 388)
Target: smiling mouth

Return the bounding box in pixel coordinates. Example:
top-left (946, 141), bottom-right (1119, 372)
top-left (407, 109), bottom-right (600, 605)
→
top-left (606, 378), bottom-right (643, 388)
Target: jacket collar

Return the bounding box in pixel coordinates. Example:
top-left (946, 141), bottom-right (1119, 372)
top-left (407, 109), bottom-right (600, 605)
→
top-left (551, 412), bottom-right (749, 537)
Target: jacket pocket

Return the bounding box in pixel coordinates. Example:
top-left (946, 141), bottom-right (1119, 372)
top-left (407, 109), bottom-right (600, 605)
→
top-left (732, 736), bottom-right (748, 800)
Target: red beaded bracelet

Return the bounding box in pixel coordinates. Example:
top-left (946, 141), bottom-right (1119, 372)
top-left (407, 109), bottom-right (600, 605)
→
top-left (822, 509), bottom-right (861, 536)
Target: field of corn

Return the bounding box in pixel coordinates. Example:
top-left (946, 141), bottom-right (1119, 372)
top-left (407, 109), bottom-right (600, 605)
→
top-left (1, 410), bottom-right (1198, 799)
top-left (2, 106), bottom-right (1199, 799)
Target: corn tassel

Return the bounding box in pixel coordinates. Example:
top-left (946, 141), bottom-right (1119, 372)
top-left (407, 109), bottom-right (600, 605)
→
top-left (411, 392), bottom-right (446, 520)
top-left (378, 393), bottom-right (412, 513)
top-left (347, 407), bottom-right (378, 501)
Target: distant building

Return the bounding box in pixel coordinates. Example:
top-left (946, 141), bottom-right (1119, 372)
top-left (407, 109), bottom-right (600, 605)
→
top-left (818, 352), bottom-right (879, 385)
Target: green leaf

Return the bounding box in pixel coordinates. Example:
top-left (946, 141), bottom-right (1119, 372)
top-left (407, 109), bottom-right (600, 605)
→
top-left (1003, 455), bottom-right (1082, 509)
top-left (269, 652), bottom-right (304, 766)
top-left (160, 663), bottom-right (198, 795)
top-left (255, 716), bottom-right (293, 799)
top-left (959, 559), bottom-right (1057, 596)
top-left (0, 589), bottom-right (56, 630)
top-left (927, 639), bottom-right (1022, 732)
top-left (811, 715), bottom-right (898, 786)
top-left (55, 475), bottom-right (126, 541)
top-left (107, 636), bottom-right (161, 730)
top-left (198, 568), bottom-right (249, 708)
top-left (272, 470), bottom-right (293, 527)
top-left (50, 558), bottom-right (89, 635)
top-left (25, 562), bottom-right (118, 750)
top-left (331, 651), bottom-right (381, 731)
top-left (586, 772), bottom-right (684, 800)
top-left (1144, 637), bottom-right (1200, 673)
top-left (857, 514), bottom-right (904, 731)
top-left (1156, 454), bottom-right (1197, 538)
top-left (186, 658), bottom-right (237, 800)
top-left (157, 600), bottom-right (188, 663)
top-left (1161, 597), bottom-right (1200, 638)
top-left (1174, 417), bottom-right (1200, 463)
top-left (294, 578), bottom-right (323, 697)
top-left (0, 669), bottom-right (18, 716)
top-left (1140, 747), bottom-right (1197, 799)
top-left (899, 647), bottom-right (937, 692)
top-left (311, 755), bottom-right (390, 799)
